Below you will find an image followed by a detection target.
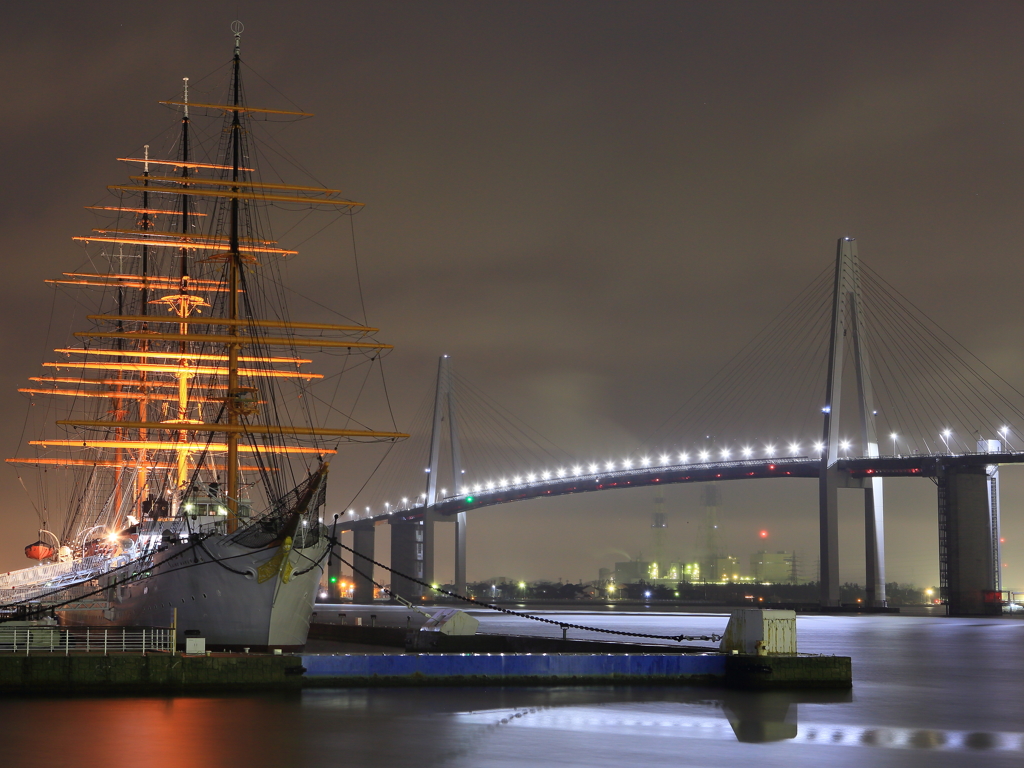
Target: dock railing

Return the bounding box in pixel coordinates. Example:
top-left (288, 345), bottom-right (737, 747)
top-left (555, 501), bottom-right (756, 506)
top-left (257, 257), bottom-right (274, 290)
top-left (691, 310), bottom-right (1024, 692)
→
top-left (0, 625), bottom-right (175, 655)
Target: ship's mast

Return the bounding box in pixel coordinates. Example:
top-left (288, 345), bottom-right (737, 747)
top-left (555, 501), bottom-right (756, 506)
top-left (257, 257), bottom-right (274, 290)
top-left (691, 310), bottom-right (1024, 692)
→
top-left (11, 25), bottom-right (409, 533)
top-left (175, 77), bottom-right (193, 491)
top-left (226, 23), bottom-right (243, 533)
top-left (136, 146), bottom-right (150, 513)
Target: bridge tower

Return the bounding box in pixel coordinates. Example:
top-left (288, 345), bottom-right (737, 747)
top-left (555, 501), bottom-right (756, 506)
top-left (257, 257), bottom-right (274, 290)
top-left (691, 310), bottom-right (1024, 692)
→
top-left (420, 355), bottom-right (467, 591)
top-left (819, 238), bottom-right (886, 608)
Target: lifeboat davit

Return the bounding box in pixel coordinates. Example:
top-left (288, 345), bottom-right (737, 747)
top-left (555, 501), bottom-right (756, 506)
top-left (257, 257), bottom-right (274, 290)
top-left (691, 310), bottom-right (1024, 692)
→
top-left (25, 541), bottom-right (55, 561)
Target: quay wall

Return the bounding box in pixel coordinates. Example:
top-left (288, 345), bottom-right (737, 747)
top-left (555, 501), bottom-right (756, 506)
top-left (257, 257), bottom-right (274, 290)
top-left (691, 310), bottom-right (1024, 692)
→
top-left (0, 653), bottom-right (304, 693)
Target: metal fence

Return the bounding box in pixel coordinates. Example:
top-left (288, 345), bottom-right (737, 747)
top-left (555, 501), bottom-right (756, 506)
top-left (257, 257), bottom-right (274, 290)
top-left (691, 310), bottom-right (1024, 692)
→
top-left (0, 625), bottom-right (175, 655)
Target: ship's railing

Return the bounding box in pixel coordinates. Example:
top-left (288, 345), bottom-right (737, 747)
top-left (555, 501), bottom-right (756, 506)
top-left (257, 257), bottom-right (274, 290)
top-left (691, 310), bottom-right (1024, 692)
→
top-left (0, 555), bottom-right (110, 590)
top-left (0, 625), bottom-right (175, 655)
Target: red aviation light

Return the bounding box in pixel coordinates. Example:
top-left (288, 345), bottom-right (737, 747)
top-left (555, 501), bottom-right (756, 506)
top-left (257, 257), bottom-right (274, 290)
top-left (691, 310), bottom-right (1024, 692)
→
top-left (759, 530), bottom-right (768, 539)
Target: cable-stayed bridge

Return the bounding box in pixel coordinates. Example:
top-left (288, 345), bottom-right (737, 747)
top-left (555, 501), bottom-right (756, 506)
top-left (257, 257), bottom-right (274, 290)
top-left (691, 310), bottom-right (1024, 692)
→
top-left (332, 238), bottom-right (1024, 616)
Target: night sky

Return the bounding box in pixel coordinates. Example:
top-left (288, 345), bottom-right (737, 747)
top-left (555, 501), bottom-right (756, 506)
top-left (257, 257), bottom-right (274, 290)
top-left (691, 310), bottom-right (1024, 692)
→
top-left (2, 1), bottom-right (1024, 590)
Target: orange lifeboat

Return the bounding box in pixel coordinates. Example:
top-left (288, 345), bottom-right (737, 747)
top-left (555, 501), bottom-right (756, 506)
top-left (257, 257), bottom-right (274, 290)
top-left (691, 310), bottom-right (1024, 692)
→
top-left (25, 540), bottom-right (55, 561)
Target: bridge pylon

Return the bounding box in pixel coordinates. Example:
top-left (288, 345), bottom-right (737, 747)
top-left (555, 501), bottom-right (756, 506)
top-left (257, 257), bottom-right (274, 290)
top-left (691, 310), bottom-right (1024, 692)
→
top-left (423, 355), bottom-right (466, 595)
top-left (819, 238), bottom-right (886, 608)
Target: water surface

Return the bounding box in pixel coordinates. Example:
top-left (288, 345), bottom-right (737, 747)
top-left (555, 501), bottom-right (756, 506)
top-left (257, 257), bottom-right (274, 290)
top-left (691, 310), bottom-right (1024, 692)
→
top-left (3, 612), bottom-right (1023, 767)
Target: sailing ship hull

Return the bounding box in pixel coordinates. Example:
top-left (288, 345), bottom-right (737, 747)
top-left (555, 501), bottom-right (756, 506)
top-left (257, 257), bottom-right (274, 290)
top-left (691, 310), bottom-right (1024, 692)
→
top-left (57, 534), bottom-right (328, 651)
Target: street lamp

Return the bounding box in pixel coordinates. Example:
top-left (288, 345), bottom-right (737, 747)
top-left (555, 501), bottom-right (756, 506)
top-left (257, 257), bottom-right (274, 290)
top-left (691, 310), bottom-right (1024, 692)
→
top-left (1001, 425), bottom-right (1013, 452)
top-left (941, 429), bottom-right (952, 453)
top-left (891, 433), bottom-right (898, 456)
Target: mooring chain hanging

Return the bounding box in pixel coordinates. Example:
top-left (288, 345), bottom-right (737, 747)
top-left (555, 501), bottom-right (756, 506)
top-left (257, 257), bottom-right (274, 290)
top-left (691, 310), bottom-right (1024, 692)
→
top-left (331, 539), bottom-right (722, 644)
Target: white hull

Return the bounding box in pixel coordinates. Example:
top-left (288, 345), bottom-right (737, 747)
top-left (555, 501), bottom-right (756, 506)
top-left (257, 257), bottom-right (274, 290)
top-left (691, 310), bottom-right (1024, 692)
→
top-left (57, 533), bottom-right (328, 651)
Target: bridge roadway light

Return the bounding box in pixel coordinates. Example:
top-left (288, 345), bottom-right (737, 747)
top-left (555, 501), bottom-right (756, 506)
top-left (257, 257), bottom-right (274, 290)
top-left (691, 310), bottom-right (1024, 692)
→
top-left (513, 475), bottom-right (522, 484)
top-left (572, 464), bottom-right (582, 475)
top-left (526, 472), bottom-right (536, 482)
top-left (891, 433), bottom-right (898, 456)
top-left (719, 448), bottom-right (730, 460)
top-left (814, 441), bottom-right (824, 455)
top-left (765, 444), bottom-right (775, 457)
top-left (557, 467), bottom-right (566, 477)
top-left (742, 446), bottom-right (752, 458)
top-left (605, 461), bottom-right (616, 471)
top-left (789, 442), bottom-right (800, 456)
top-left (941, 429), bottom-right (952, 453)
top-left (640, 456), bottom-right (651, 467)
top-left (679, 451), bottom-right (689, 463)
top-left (1001, 426), bottom-right (1013, 451)
top-left (622, 459), bottom-right (632, 470)
top-left (699, 450), bottom-right (710, 462)
top-left (840, 439), bottom-right (851, 454)
top-left (589, 462), bottom-right (599, 473)
top-left (659, 453), bottom-right (670, 465)
top-left (542, 470), bottom-right (551, 480)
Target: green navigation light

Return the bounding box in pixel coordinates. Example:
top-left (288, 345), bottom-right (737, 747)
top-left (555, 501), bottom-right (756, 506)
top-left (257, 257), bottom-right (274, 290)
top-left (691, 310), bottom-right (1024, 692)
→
top-left (329, 576), bottom-right (338, 583)
top-left (466, 496), bottom-right (475, 503)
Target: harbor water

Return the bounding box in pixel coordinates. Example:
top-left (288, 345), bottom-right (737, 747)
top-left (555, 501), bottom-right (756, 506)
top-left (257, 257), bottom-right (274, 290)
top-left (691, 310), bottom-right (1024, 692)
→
top-left (2, 609), bottom-right (1023, 767)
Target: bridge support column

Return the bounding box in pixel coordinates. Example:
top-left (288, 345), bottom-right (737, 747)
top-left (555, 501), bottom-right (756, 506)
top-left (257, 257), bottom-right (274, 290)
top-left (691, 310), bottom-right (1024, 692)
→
top-left (938, 465), bottom-right (1001, 616)
top-left (455, 511), bottom-right (467, 595)
top-left (864, 478), bottom-right (885, 607)
top-left (819, 466), bottom-right (841, 607)
top-left (389, 518), bottom-right (434, 601)
top-left (351, 523), bottom-right (376, 604)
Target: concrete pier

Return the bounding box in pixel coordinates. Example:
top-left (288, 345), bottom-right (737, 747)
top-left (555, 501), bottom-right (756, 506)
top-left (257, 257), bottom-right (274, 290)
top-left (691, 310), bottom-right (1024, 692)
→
top-left (938, 465), bottom-right (1002, 615)
top-left (0, 653), bottom-right (305, 694)
top-left (389, 518), bottom-right (433, 601)
top-left (351, 523), bottom-right (376, 604)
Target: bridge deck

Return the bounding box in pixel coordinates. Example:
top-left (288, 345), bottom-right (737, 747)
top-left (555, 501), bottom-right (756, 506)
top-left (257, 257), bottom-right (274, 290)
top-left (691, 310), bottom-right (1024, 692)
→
top-left (337, 451), bottom-right (1024, 530)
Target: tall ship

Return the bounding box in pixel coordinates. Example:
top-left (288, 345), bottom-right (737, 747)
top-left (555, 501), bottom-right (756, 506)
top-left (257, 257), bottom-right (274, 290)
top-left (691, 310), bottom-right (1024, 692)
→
top-left (0, 23), bottom-right (405, 650)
